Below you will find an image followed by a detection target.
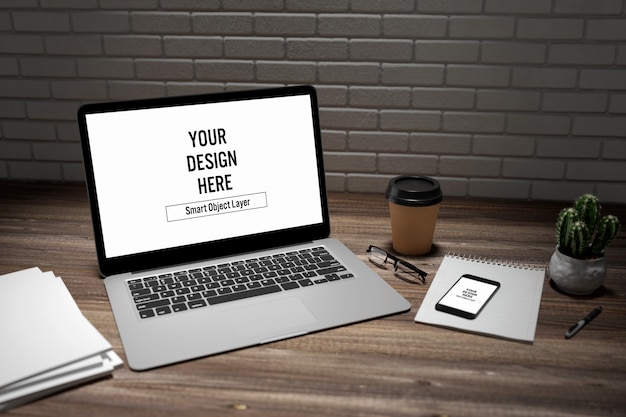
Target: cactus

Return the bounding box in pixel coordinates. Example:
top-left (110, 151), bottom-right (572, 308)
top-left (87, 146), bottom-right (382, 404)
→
top-left (591, 214), bottom-right (621, 257)
top-left (555, 194), bottom-right (620, 259)
top-left (574, 194), bottom-right (600, 232)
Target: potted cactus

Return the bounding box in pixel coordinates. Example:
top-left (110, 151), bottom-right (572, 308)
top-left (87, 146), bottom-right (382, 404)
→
top-left (549, 194), bottom-right (620, 295)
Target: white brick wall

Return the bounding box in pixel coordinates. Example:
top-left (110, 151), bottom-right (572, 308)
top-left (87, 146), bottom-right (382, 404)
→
top-left (1, 1), bottom-right (626, 203)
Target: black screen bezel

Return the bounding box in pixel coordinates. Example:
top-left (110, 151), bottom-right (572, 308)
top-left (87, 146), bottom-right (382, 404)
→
top-left (77, 85), bottom-right (330, 277)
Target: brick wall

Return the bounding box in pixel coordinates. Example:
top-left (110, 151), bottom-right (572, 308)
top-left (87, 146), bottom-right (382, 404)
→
top-left (1, 0), bottom-right (625, 203)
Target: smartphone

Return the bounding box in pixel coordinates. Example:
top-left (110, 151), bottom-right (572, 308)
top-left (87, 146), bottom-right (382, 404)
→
top-left (435, 274), bottom-right (500, 319)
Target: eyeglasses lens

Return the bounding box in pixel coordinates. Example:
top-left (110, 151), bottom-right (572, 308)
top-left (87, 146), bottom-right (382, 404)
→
top-left (368, 247), bottom-right (388, 267)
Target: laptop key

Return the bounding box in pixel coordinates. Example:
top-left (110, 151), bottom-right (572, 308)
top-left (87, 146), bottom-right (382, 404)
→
top-left (207, 284), bottom-right (281, 305)
top-left (137, 299), bottom-right (170, 311)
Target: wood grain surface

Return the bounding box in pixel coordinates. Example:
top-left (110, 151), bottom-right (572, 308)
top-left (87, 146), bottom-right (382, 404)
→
top-left (1, 181), bottom-right (625, 417)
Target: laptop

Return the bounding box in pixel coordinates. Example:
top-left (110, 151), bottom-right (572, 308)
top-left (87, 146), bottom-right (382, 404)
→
top-left (77, 85), bottom-right (411, 371)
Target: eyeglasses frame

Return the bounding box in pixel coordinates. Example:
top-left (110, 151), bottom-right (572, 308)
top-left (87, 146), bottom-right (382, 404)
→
top-left (366, 245), bottom-right (428, 284)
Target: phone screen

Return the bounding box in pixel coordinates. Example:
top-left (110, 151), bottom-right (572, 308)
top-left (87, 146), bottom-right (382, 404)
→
top-left (435, 274), bottom-right (500, 319)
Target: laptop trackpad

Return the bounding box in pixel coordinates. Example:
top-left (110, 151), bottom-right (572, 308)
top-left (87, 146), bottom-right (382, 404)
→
top-left (230, 297), bottom-right (317, 343)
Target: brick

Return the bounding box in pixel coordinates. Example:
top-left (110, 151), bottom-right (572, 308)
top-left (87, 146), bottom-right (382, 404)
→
top-left (132, 12), bottom-right (190, 34)
top-left (99, 0), bottom-right (158, 9)
top-left (27, 101), bottom-right (80, 121)
top-left (617, 46), bottom-right (626, 66)
top-left (595, 183), bottom-right (626, 204)
top-left (0, 141), bottom-right (31, 159)
top-left (45, 35), bottom-right (102, 55)
top-left (473, 135), bottom-right (535, 157)
top-left (0, 59), bottom-right (18, 76)
top-left (610, 94), bottom-right (626, 114)
top-left (536, 137), bottom-right (601, 159)
top-left (316, 86), bottom-right (348, 106)
top-left (0, 80), bottom-right (49, 99)
top-left (0, 34), bottom-right (44, 54)
top-left (20, 57), bottom-right (76, 78)
top-left (256, 61), bottom-right (316, 83)
top-left (477, 90), bottom-right (540, 112)
top-left (481, 42), bottom-right (546, 64)
top-left (325, 172), bottom-right (346, 192)
top-left (587, 19), bottom-right (626, 41)
top-left (349, 87), bottom-right (411, 108)
top-left (531, 181), bottom-right (593, 203)
top-left (162, 0), bottom-right (220, 10)
top-left (0, 13), bottom-right (10, 32)
top-left (107, 81), bottom-right (167, 100)
top-left (195, 60), bottom-right (254, 82)
top-left (344, 174), bottom-right (389, 194)
top-left (447, 65), bottom-right (510, 88)
top-left (322, 130), bottom-right (347, 151)
top-left (572, 116), bottom-right (626, 138)
top-left (415, 41), bottom-right (479, 63)
top-left (512, 68), bottom-right (577, 89)
top-left (62, 163), bottom-right (87, 182)
top-left (412, 88), bottom-right (475, 110)
top-left (580, 69), bottom-right (626, 91)
top-left (2, 120), bottom-right (56, 140)
top-left (286, 0), bottom-right (349, 12)
top-left (382, 64), bottom-right (444, 86)
top-left (549, 44), bottom-right (615, 65)
top-left (33, 142), bottom-right (82, 162)
top-left (254, 13), bottom-right (316, 35)
top-left (77, 58), bottom-right (134, 79)
top-left (566, 160), bottom-right (626, 181)
top-left (443, 112), bottom-right (505, 133)
top-left (418, 0), bottom-right (482, 14)
top-left (383, 15), bottom-right (447, 38)
top-left (13, 11), bottom-right (70, 32)
top-left (8, 161), bottom-right (62, 180)
top-left (166, 83), bottom-right (224, 96)
top-left (347, 131), bottom-right (408, 152)
top-left (507, 114), bottom-right (570, 136)
top-left (542, 92), bottom-right (608, 113)
top-left (437, 178), bottom-right (468, 198)
top-left (320, 108), bottom-right (378, 130)
top-left (103, 35), bottom-right (162, 57)
top-left (503, 158), bottom-right (565, 179)
top-left (449, 17), bottom-right (515, 39)
top-left (553, 0), bottom-right (623, 15)
top-left (72, 11), bottom-right (130, 33)
top-left (51, 81), bottom-right (107, 100)
top-left (323, 151), bottom-right (376, 173)
top-left (193, 13), bottom-right (253, 35)
top-left (351, 0), bottom-right (415, 12)
top-left (469, 179), bottom-right (531, 200)
top-left (40, 0), bottom-right (98, 9)
top-left (318, 14), bottom-right (381, 37)
top-left (0, 100), bottom-right (26, 118)
top-left (485, 0), bottom-right (552, 14)
top-left (56, 121), bottom-right (80, 142)
top-left (378, 153), bottom-right (439, 175)
top-left (517, 18), bottom-right (584, 40)
top-left (135, 59), bottom-right (193, 80)
top-left (286, 39), bottom-right (348, 61)
top-left (350, 39), bottom-right (413, 62)
top-left (225, 37), bottom-right (284, 59)
top-left (409, 133), bottom-right (471, 155)
top-left (439, 156), bottom-right (501, 177)
top-left (164, 36), bottom-right (222, 58)
top-left (318, 63), bottom-right (379, 84)
top-left (380, 110), bottom-right (441, 132)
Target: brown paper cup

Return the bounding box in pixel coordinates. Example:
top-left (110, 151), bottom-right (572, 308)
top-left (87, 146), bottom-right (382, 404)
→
top-left (386, 176), bottom-right (442, 256)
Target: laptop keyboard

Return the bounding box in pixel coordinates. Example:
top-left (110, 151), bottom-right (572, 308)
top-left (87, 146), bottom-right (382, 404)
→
top-left (126, 246), bottom-right (354, 319)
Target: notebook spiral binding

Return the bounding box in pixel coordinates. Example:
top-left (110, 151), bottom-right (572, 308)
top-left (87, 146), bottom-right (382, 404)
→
top-left (446, 252), bottom-right (545, 271)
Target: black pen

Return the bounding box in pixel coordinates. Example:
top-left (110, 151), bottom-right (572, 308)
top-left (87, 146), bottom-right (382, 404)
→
top-left (565, 306), bottom-right (602, 339)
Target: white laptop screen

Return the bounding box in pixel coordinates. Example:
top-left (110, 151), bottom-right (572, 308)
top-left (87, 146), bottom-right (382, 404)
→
top-left (84, 91), bottom-right (324, 260)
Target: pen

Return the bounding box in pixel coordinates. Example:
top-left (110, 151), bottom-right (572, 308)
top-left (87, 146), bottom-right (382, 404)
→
top-left (565, 306), bottom-right (602, 339)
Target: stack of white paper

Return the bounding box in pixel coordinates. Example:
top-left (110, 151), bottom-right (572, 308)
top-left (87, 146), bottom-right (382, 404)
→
top-left (0, 267), bottom-right (122, 411)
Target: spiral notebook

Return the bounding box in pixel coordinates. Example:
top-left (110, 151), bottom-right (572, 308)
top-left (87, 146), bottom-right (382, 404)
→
top-left (415, 254), bottom-right (546, 343)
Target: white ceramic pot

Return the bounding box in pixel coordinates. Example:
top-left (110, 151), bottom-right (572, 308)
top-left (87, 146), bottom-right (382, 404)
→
top-left (549, 246), bottom-right (606, 295)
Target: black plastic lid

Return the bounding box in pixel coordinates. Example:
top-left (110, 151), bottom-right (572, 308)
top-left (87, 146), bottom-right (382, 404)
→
top-left (385, 176), bottom-right (443, 207)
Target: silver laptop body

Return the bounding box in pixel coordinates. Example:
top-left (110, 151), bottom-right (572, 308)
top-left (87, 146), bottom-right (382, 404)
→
top-left (78, 85), bottom-right (411, 371)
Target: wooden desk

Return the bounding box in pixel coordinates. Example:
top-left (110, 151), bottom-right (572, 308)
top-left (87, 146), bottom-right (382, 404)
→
top-left (1, 181), bottom-right (625, 417)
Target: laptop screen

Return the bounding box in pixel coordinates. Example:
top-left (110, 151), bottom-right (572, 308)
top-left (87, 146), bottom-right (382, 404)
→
top-left (79, 86), bottom-right (329, 276)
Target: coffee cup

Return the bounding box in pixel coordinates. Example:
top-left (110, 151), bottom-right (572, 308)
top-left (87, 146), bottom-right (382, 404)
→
top-left (385, 176), bottom-right (442, 256)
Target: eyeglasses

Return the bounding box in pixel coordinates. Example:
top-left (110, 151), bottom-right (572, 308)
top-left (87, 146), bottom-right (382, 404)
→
top-left (366, 245), bottom-right (427, 284)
